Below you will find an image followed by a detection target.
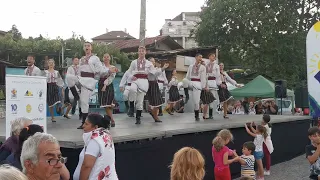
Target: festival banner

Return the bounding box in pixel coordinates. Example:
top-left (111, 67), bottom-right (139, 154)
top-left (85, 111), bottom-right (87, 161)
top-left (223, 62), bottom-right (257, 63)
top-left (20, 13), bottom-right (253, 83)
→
top-left (306, 21), bottom-right (320, 118)
top-left (5, 75), bottom-right (47, 139)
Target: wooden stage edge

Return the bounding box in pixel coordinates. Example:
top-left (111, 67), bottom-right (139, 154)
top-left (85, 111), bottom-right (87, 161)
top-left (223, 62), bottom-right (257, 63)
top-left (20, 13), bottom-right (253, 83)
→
top-left (0, 114), bottom-right (312, 149)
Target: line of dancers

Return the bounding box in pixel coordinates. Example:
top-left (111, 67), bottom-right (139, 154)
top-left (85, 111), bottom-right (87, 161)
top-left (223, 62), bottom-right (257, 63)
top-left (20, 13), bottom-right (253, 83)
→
top-left (24, 42), bottom-right (242, 129)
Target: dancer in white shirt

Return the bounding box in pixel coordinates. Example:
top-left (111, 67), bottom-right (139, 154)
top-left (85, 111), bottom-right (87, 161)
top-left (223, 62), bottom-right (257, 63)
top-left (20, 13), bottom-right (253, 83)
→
top-left (25, 55), bottom-right (42, 76)
top-left (155, 60), bottom-right (168, 116)
top-left (119, 70), bottom-right (136, 117)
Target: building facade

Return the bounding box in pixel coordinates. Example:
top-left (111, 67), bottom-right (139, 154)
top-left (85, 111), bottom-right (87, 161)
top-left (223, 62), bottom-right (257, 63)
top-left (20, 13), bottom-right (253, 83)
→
top-left (160, 12), bottom-right (200, 49)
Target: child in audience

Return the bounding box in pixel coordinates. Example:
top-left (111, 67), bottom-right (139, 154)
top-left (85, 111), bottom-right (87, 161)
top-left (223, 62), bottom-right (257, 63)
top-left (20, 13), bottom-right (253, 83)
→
top-left (212, 129), bottom-right (239, 180)
top-left (261, 114), bottom-right (274, 175)
top-left (239, 141), bottom-right (256, 179)
top-left (305, 126), bottom-right (320, 180)
top-left (245, 123), bottom-right (268, 180)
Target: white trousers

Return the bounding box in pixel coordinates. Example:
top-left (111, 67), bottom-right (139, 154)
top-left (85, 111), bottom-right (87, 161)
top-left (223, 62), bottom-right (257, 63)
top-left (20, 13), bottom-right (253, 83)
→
top-left (80, 86), bottom-right (92, 113)
top-left (130, 83), bottom-right (146, 111)
top-left (123, 87), bottom-right (136, 102)
top-left (192, 88), bottom-right (201, 110)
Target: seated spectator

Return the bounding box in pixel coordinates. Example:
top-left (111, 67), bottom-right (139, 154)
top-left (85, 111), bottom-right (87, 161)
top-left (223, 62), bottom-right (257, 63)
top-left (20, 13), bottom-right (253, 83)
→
top-left (248, 102), bottom-right (256, 115)
top-left (21, 133), bottom-right (70, 180)
top-left (170, 147), bottom-right (205, 180)
top-left (0, 164), bottom-right (28, 180)
top-left (233, 100), bottom-right (245, 115)
top-left (175, 95), bottom-right (185, 113)
top-left (264, 101), bottom-right (278, 115)
top-left (242, 98), bottom-right (249, 114)
top-left (255, 101), bottom-right (265, 114)
top-left (0, 117), bottom-right (32, 161)
top-left (73, 114), bottom-right (118, 180)
top-left (2, 124), bottom-right (44, 170)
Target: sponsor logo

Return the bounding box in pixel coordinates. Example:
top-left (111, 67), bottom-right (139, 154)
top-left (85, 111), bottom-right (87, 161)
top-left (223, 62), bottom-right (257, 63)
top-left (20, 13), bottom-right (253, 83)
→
top-left (11, 104), bottom-right (17, 114)
top-left (11, 89), bottom-right (17, 99)
top-left (26, 104), bottom-right (32, 113)
top-left (38, 104), bottom-right (44, 112)
top-left (25, 90), bottom-right (33, 97)
top-left (37, 90), bottom-right (44, 98)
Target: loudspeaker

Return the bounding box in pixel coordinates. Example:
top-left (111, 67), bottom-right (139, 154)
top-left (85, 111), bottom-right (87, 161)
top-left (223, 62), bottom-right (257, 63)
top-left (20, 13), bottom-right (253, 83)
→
top-left (275, 80), bottom-right (287, 98)
top-left (294, 87), bottom-right (309, 108)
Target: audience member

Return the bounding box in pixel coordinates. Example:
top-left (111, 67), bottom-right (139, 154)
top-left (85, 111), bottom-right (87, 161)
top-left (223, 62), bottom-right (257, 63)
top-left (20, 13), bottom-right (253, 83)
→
top-left (233, 100), bottom-right (245, 115)
top-left (170, 147), bottom-right (205, 180)
top-left (255, 101), bottom-right (265, 115)
top-left (261, 115), bottom-right (274, 176)
top-left (73, 113), bottom-right (118, 180)
top-left (212, 129), bottom-right (239, 180)
top-left (264, 100), bottom-right (278, 115)
top-left (248, 102), bottom-right (256, 115)
top-left (0, 164), bottom-right (28, 180)
top-left (0, 117), bottom-right (32, 161)
top-left (2, 124), bottom-right (44, 170)
top-left (306, 126), bottom-right (320, 180)
top-left (245, 123), bottom-right (267, 180)
top-left (21, 133), bottom-right (69, 180)
top-left (238, 141), bottom-right (255, 179)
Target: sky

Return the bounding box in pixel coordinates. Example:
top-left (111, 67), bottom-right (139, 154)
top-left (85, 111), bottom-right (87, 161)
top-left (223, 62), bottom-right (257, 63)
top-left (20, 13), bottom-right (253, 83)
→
top-left (0, 0), bottom-right (206, 41)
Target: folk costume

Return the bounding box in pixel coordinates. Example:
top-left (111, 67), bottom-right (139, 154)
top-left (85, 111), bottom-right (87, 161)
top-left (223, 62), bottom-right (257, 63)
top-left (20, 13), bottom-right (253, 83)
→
top-left (66, 64), bottom-right (82, 120)
top-left (127, 58), bottom-right (161, 124)
top-left (44, 70), bottom-right (64, 122)
top-left (146, 68), bottom-right (165, 122)
top-left (166, 75), bottom-right (181, 115)
top-left (156, 68), bottom-right (168, 116)
top-left (99, 65), bottom-right (116, 108)
top-left (185, 62), bottom-right (207, 121)
top-left (201, 60), bottom-right (220, 119)
top-left (218, 71), bottom-right (238, 118)
top-left (119, 70), bottom-right (136, 117)
top-left (74, 55), bottom-right (110, 129)
top-left (24, 64), bottom-right (42, 76)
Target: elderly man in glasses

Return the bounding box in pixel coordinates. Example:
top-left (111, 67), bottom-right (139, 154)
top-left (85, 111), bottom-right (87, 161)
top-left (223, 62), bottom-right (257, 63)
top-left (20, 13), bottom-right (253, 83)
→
top-left (20, 133), bottom-right (70, 180)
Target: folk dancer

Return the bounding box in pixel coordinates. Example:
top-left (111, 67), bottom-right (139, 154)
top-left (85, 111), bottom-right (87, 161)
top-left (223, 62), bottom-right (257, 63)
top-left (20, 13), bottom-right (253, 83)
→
top-left (201, 53), bottom-right (220, 119)
top-left (68, 42), bottom-right (117, 129)
top-left (184, 53), bottom-right (207, 121)
top-left (119, 70), bottom-right (136, 117)
top-left (127, 46), bottom-right (163, 124)
top-left (165, 69), bottom-right (181, 115)
top-left (66, 57), bottom-right (82, 120)
top-left (155, 60), bottom-right (168, 116)
top-left (99, 53), bottom-right (117, 127)
top-left (25, 54), bottom-right (42, 76)
top-left (147, 58), bottom-right (169, 122)
top-left (44, 59), bottom-right (64, 122)
top-left (217, 63), bottom-right (242, 119)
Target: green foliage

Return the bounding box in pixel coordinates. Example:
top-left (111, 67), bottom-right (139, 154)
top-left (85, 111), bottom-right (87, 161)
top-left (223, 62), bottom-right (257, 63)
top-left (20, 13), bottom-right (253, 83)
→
top-left (195, 0), bottom-right (320, 88)
top-left (0, 27), bottom-right (131, 71)
top-left (0, 89), bottom-right (4, 100)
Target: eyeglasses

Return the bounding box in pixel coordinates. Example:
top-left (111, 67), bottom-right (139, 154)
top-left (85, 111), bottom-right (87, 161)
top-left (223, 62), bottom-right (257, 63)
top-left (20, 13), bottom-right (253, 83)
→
top-left (46, 157), bottom-right (67, 166)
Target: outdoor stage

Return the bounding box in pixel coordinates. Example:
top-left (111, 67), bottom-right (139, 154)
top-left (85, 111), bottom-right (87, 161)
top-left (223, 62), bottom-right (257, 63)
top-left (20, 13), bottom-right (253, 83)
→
top-left (0, 113), bottom-right (312, 180)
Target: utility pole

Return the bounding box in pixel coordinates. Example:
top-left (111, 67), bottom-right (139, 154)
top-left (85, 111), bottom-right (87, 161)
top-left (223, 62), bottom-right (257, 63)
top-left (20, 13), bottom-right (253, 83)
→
top-left (139, 0), bottom-right (146, 46)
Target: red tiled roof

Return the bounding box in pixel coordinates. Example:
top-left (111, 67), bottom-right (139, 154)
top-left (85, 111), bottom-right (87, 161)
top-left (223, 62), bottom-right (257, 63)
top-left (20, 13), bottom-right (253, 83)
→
top-left (112, 36), bottom-right (169, 50)
top-left (92, 31), bottom-right (135, 40)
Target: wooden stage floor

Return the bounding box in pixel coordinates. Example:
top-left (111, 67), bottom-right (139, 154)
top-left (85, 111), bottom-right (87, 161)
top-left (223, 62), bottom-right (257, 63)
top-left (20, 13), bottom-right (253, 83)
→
top-left (0, 113), bottom-right (310, 148)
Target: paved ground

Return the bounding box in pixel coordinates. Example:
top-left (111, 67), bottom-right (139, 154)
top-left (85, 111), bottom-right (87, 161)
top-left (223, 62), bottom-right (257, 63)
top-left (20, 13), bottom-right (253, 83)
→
top-left (235, 155), bottom-right (310, 180)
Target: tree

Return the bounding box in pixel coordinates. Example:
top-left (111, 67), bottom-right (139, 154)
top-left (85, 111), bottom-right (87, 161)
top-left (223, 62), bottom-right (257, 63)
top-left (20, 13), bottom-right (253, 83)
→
top-left (8, 25), bottom-right (22, 41)
top-left (0, 29), bottom-right (132, 71)
top-left (195, 0), bottom-right (320, 88)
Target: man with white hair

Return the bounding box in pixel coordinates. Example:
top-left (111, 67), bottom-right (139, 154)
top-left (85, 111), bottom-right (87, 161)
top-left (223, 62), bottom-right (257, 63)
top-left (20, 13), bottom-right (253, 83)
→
top-left (21, 133), bottom-right (68, 180)
top-left (0, 117), bottom-right (32, 161)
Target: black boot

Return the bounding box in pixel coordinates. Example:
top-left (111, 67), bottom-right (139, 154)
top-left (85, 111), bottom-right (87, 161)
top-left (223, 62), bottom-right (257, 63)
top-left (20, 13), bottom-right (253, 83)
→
top-left (194, 110), bottom-right (200, 121)
top-left (135, 110), bottom-right (142, 124)
top-left (78, 108), bottom-right (82, 120)
top-left (124, 101), bottom-right (129, 115)
top-left (128, 101), bottom-right (135, 117)
top-left (184, 88), bottom-right (189, 104)
top-left (70, 86), bottom-right (80, 101)
top-left (77, 113), bottom-right (88, 129)
top-left (158, 106), bottom-right (163, 116)
top-left (208, 108), bottom-right (214, 119)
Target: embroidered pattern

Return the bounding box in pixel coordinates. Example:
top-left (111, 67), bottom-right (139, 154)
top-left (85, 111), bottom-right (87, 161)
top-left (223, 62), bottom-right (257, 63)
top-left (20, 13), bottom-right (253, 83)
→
top-left (26, 66), bottom-right (34, 76)
top-left (191, 64), bottom-right (200, 76)
top-left (137, 59), bottom-right (146, 71)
